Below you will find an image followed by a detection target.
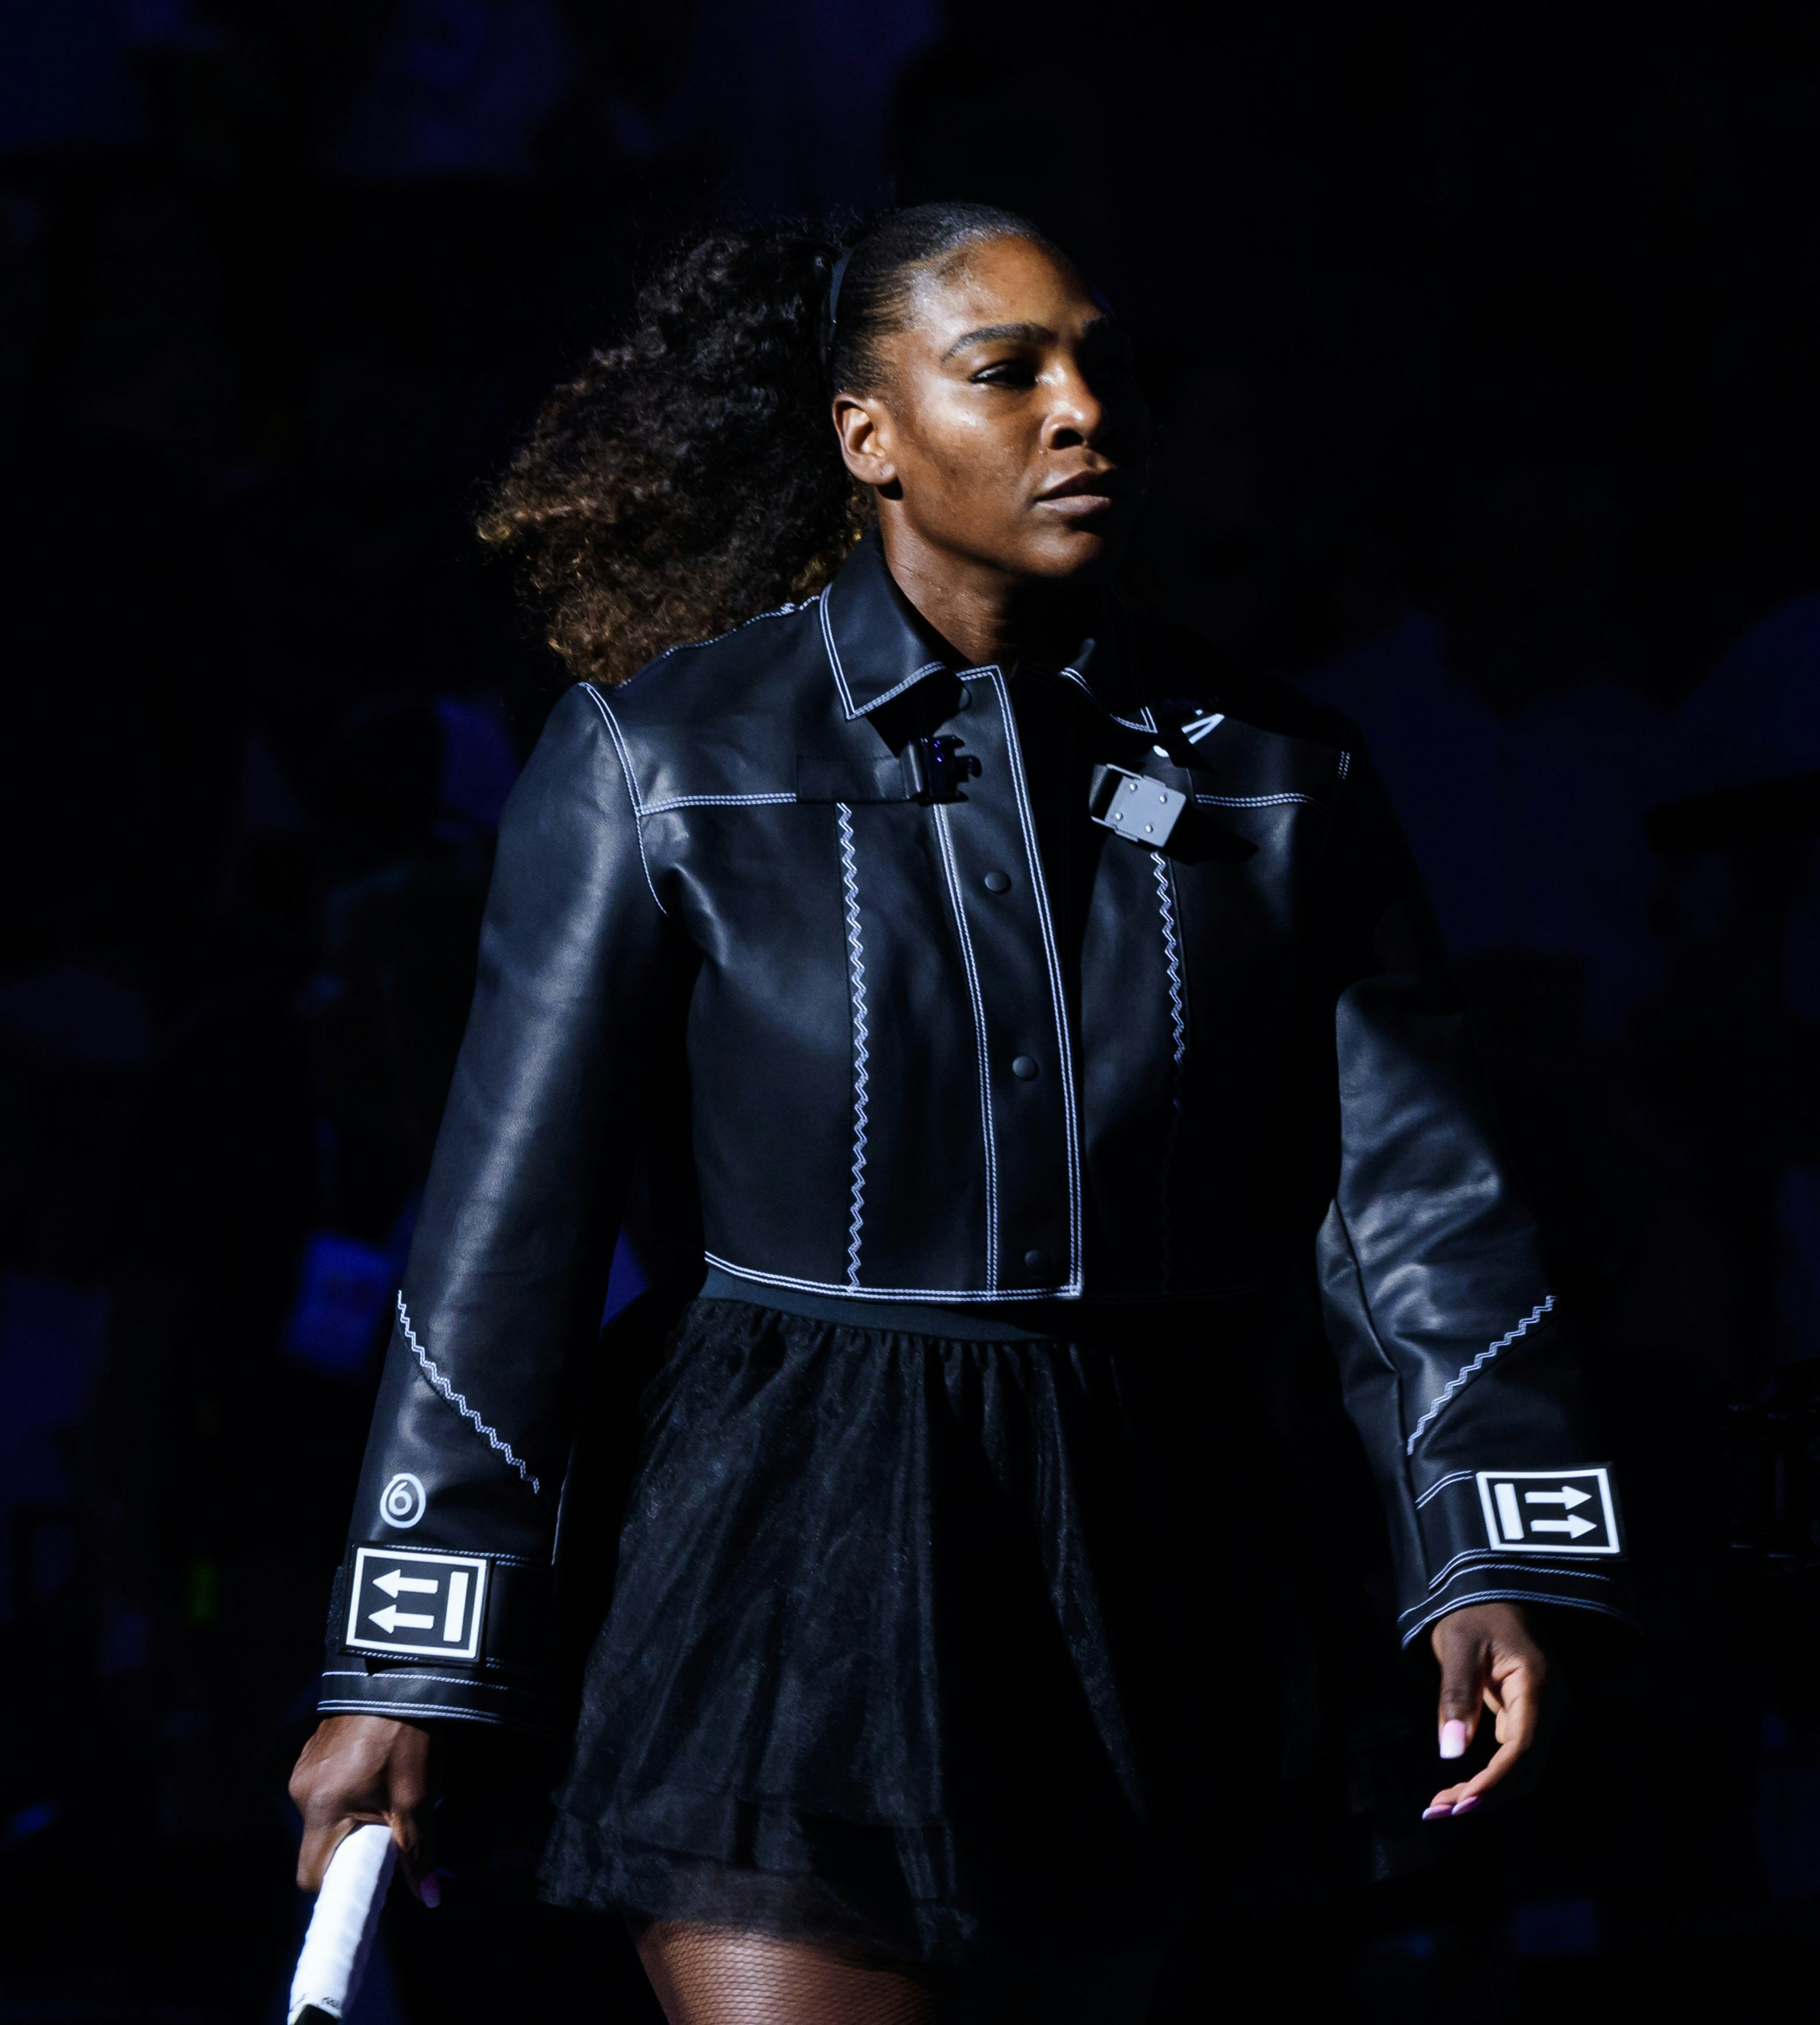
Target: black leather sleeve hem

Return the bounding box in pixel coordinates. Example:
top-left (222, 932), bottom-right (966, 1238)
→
top-left (316, 1667), bottom-right (562, 1734)
top-left (1396, 1565), bottom-right (1638, 1648)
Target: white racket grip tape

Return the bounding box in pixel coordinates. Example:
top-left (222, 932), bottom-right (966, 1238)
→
top-left (289, 1823), bottom-right (397, 2024)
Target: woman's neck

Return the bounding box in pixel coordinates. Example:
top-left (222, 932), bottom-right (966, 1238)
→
top-left (878, 519), bottom-right (1095, 673)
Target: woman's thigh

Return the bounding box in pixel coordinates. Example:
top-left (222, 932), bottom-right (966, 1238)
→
top-left (631, 1920), bottom-right (1162, 2025)
top-left (631, 1922), bottom-right (935, 2024)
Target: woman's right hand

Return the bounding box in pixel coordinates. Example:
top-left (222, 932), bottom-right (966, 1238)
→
top-left (288, 1714), bottom-right (439, 1904)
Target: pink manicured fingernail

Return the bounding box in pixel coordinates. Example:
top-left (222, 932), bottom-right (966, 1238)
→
top-left (419, 1874), bottom-right (441, 1909)
top-left (1450, 1795), bottom-right (1480, 1817)
top-left (1439, 1719), bottom-right (1468, 1760)
top-left (1422, 1804), bottom-right (1451, 1820)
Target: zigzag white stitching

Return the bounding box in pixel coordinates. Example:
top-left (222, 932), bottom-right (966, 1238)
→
top-left (1337, 749), bottom-right (1352, 783)
top-left (836, 804), bottom-right (870, 1288)
top-left (1153, 851), bottom-right (1186, 1293)
top-left (396, 1294), bottom-right (540, 1494)
top-left (1404, 1296), bottom-right (1556, 1454)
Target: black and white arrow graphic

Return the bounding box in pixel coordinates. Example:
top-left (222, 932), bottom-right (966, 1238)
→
top-left (369, 1603), bottom-right (436, 1632)
top-left (1474, 1468), bottom-right (1620, 1554)
top-left (373, 1568), bottom-right (437, 1596)
top-left (1525, 1485), bottom-right (1597, 1538)
top-left (344, 1546), bottom-right (488, 1659)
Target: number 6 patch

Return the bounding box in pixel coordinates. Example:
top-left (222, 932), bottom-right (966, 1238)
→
top-left (1475, 1468), bottom-right (1621, 1555)
top-left (344, 1546), bottom-right (489, 1659)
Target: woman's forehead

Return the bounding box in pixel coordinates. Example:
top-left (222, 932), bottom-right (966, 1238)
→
top-left (902, 236), bottom-right (1094, 341)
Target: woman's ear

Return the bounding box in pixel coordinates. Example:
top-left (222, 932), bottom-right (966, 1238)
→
top-left (832, 393), bottom-right (897, 492)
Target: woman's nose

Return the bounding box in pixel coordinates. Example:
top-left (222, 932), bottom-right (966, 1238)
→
top-left (1044, 365), bottom-right (1107, 448)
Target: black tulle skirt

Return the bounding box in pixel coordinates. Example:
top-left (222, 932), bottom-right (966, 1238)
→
top-left (539, 1294), bottom-right (1294, 1967)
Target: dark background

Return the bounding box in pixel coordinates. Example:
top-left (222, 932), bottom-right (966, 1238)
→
top-left (2, 2), bottom-right (1818, 2019)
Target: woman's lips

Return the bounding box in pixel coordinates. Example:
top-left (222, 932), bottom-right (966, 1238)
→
top-left (1033, 475), bottom-right (1121, 518)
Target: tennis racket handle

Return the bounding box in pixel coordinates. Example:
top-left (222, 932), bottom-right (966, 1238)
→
top-left (289, 1823), bottom-right (397, 2025)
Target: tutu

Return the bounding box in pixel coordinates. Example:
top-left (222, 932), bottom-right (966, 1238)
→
top-left (538, 1292), bottom-right (1301, 1966)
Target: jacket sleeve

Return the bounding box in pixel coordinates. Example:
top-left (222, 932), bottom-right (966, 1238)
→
top-left (317, 683), bottom-right (677, 1731)
top-left (1314, 741), bottom-right (1634, 1647)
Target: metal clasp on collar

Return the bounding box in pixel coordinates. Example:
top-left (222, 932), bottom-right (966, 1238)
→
top-left (1089, 764), bottom-right (1188, 847)
top-left (903, 735), bottom-right (980, 803)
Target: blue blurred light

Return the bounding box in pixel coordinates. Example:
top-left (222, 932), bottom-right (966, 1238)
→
top-left (282, 1233), bottom-right (394, 1380)
top-left (1510, 1896), bottom-right (1601, 1959)
top-left (6, 1800), bottom-right (62, 1846)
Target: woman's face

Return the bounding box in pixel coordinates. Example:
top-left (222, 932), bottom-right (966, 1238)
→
top-left (833, 236), bottom-right (1150, 585)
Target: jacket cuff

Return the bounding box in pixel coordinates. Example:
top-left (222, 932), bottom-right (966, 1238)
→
top-left (1396, 1560), bottom-right (1636, 1647)
top-left (1397, 1464), bottom-right (1637, 1647)
top-left (317, 1546), bottom-right (560, 1733)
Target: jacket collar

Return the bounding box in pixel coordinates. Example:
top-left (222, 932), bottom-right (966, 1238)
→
top-left (818, 527), bottom-right (1155, 733)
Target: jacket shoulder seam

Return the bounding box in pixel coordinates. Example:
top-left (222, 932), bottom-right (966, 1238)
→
top-left (649, 598), bottom-right (811, 669)
top-left (579, 682), bottom-right (667, 918)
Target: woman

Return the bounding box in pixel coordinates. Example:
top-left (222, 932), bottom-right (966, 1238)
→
top-left (288, 204), bottom-right (1629, 2023)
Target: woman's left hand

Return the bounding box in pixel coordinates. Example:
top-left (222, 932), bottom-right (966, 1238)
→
top-left (1423, 1602), bottom-right (1549, 1819)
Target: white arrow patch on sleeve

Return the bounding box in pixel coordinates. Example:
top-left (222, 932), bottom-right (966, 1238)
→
top-left (344, 1547), bottom-right (489, 1660)
top-left (1475, 1469), bottom-right (1620, 1555)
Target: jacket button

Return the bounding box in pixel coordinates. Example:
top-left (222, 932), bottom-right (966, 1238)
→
top-left (1011, 1055), bottom-right (1039, 1080)
top-left (983, 870), bottom-right (1011, 894)
top-left (1023, 1248), bottom-right (1053, 1274)
top-left (956, 684), bottom-right (973, 710)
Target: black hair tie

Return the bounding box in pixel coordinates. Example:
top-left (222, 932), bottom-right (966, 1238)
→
top-left (827, 248), bottom-right (854, 333)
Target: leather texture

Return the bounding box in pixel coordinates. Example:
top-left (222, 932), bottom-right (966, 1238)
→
top-left (321, 531), bottom-right (1629, 1730)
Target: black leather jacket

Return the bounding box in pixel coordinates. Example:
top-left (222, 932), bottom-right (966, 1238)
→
top-left (319, 532), bottom-right (1628, 1733)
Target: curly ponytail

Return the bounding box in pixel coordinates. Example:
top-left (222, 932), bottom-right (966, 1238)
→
top-left (480, 204), bottom-right (1047, 688)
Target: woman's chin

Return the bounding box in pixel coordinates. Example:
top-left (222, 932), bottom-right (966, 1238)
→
top-left (1022, 522), bottom-right (1123, 580)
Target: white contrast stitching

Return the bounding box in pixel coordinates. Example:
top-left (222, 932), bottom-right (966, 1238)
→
top-left (1411, 1553), bottom-right (1616, 1605)
top-left (1415, 1468), bottom-right (1478, 1509)
top-left (851, 665), bottom-right (947, 715)
top-left (1398, 1588), bottom-right (1623, 1646)
top-left (701, 1252), bottom-right (1079, 1303)
top-left (1193, 791), bottom-right (1319, 809)
top-left (652, 599), bottom-right (807, 665)
top-left (321, 1669), bottom-right (514, 1691)
top-left (1405, 1296), bottom-right (1557, 1454)
top-left (819, 587), bottom-right (857, 719)
top-left (316, 1699), bottom-right (542, 1726)
top-left (580, 685), bottom-right (666, 917)
top-left (932, 802), bottom-right (999, 1289)
top-left (1337, 749), bottom-right (1352, 783)
top-left (836, 655), bottom-right (952, 719)
top-left (1055, 664), bottom-right (1157, 732)
top-left (395, 1294), bottom-right (540, 1494)
top-left (1153, 851), bottom-right (1186, 1294)
top-left (836, 804), bottom-right (870, 1288)
top-left (637, 791), bottom-right (798, 815)
top-left (984, 669), bottom-right (1084, 1294)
